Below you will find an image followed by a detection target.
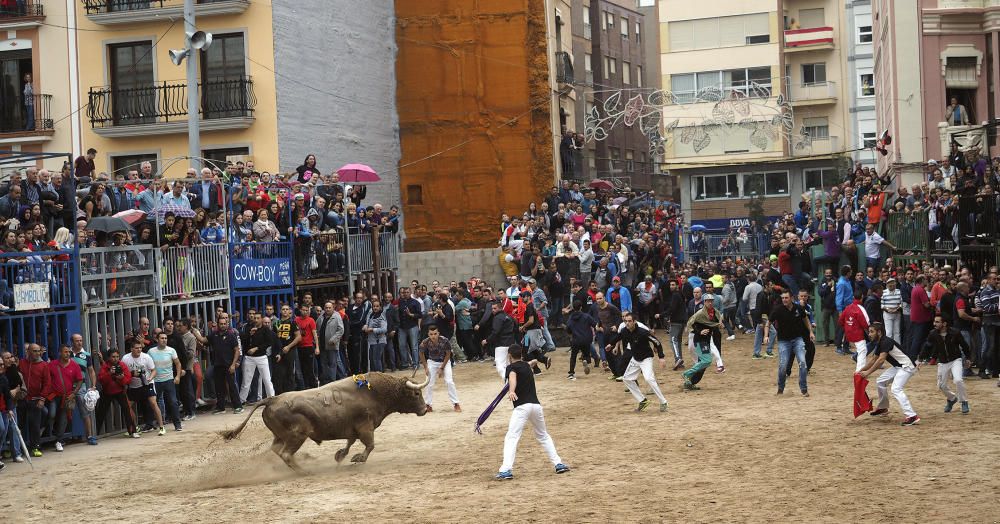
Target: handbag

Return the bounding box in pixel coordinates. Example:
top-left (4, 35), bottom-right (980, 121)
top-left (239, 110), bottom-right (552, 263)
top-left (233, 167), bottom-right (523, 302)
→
top-left (309, 252), bottom-right (319, 270)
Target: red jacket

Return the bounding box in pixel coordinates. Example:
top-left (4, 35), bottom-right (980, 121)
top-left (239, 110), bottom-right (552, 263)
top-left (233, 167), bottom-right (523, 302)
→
top-left (19, 358), bottom-right (50, 401)
top-left (98, 360), bottom-right (132, 396)
top-left (46, 359), bottom-right (83, 401)
top-left (838, 300), bottom-right (870, 343)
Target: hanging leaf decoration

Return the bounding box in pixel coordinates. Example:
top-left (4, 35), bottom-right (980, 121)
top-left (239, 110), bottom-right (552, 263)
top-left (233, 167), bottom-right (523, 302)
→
top-left (749, 130), bottom-right (769, 151)
top-left (692, 128), bottom-right (711, 153)
top-left (712, 101), bottom-right (735, 124)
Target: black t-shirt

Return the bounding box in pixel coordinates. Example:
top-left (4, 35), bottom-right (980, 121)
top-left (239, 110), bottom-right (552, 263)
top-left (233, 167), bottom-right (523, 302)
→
top-left (505, 360), bottom-right (539, 408)
top-left (769, 303), bottom-right (808, 341)
top-left (274, 319), bottom-right (299, 346)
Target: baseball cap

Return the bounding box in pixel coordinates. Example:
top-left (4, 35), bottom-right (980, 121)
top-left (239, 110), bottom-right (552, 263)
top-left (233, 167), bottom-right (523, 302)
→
top-left (769, 254), bottom-right (778, 262)
top-left (612, 276), bottom-right (621, 282)
top-left (703, 293), bottom-right (716, 301)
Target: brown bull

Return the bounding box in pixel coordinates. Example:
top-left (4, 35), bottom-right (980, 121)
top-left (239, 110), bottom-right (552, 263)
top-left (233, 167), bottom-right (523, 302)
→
top-left (220, 372), bottom-right (429, 471)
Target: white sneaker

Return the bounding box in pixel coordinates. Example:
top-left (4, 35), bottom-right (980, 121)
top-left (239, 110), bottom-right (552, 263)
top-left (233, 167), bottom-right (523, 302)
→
top-left (13, 456), bottom-right (24, 463)
top-left (195, 399), bottom-right (207, 407)
top-left (54, 442), bottom-right (64, 452)
top-left (726, 335), bottom-right (736, 341)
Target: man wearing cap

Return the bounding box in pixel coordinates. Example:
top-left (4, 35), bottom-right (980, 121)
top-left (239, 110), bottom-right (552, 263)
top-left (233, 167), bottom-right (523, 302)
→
top-left (881, 277), bottom-right (903, 344)
top-left (516, 289), bottom-right (551, 372)
top-left (527, 278), bottom-right (556, 353)
top-left (682, 293), bottom-right (722, 390)
top-left (607, 275), bottom-right (632, 313)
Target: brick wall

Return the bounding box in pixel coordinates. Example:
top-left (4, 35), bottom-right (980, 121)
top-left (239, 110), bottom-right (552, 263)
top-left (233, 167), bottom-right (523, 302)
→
top-left (398, 248), bottom-right (506, 288)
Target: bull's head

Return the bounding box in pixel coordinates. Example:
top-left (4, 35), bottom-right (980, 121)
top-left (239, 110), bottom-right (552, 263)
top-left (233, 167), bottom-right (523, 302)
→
top-left (402, 376), bottom-right (430, 416)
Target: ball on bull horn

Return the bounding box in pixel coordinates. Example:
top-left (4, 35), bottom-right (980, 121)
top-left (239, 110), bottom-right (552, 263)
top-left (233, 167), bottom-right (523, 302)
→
top-left (405, 376), bottom-right (430, 389)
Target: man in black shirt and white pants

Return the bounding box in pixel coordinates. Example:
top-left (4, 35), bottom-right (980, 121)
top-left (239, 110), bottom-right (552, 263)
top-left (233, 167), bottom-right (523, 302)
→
top-left (615, 312), bottom-right (668, 412)
top-left (858, 322), bottom-right (921, 426)
top-left (496, 345), bottom-right (570, 480)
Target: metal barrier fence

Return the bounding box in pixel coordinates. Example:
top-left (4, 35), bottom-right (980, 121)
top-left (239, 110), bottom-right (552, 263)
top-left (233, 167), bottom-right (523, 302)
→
top-left (294, 228), bottom-right (348, 281)
top-left (684, 232), bottom-right (770, 261)
top-left (348, 230), bottom-right (399, 274)
top-left (80, 245), bottom-right (157, 306)
top-left (157, 243), bottom-right (229, 300)
top-left (0, 249), bottom-right (80, 359)
top-left (82, 301), bottom-right (160, 359)
top-left (884, 212), bottom-right (929, 254)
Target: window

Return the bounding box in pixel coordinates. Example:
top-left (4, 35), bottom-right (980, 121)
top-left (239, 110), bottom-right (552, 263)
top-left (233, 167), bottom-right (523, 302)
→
top-left (726, 66), bottom-right (772, 96)
top-left (802, 63), bottom-right (827, 84)
top-left (406, 185), bottom-right (423, 205)
top-left (587, 152), bottom-right (596, 169)
top-left (201, 32), bottom-right (247, 119)
top-left (798, 8), bottom-right (825, 28)
top-left (623, 61), bottom-right (631, 84)
top-left (109, 41), bottom-right (154, 125)
top-left (583, 6), bottom-right (592, 40)
top-left (636, 65), bottom-right (643, 88)
top-left (671, 74), bottom-right (695, 103)
top-left (609, 57), bottom-right (616, 75)
top-left (669, 13), bottom-right (769, 51)
top-left (585, 53), bottom-right (593, 83)
top-left (625, 149), bottom-right (634, 172)
top-left (603, 56), bottom-right (610, 79)
top-left (621, 17), bottom-right (629, 39)
top-left (858, 25), bottom-right (873, 43)
top-left (862, 132), bottom-right (877, 149)
top-left (693, 174), bottom-right (739, 200)
top-left (605, 11), bottom-right (614, 29)
top-left (859, 73), bottom-right (875, 97)
top-left (671, 67), bottom-right (772, 103)
top-left (202, 147), bottom-right (250, 171)
top-left (637, 0), bottom-right (655, 6)
top-left (803, 117), bottom-right (830, 139)
top-left (743, 171), bottom-right (788, 196)
top-left (112, 153), bottom-right (158, 178)
top-left (586, 101), bottom-right (595, 116)
top-left (636, 22), bottom-right (641, 44)
top-left (609, 148), bottom-right (620, 173)
top-left (803, 168), bottom-right (839, 190)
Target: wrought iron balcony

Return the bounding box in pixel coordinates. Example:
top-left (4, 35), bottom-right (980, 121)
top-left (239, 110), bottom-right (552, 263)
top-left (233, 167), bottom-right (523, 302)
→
top-left (555, 51), bottom-right (574, 85)
top-left (0, 94), bottom-right (54, 137)
top-left (86, 76), bottom-right (256, 137)
top-left (0, 0), bottom-right (45, 29)
top-left (82, 0), bottom-right (249, 24)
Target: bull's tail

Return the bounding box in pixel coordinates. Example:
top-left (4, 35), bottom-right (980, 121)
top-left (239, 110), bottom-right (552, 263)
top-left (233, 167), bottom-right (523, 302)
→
top-left (218, 396), bottom-right (276, 441)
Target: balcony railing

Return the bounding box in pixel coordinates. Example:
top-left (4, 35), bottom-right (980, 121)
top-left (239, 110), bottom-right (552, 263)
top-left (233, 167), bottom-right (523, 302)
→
top-left (83, 0), bottom-right (249, 23)
top-left (0, 0), bottom-right (44, 18)
top-left (156, 243), bottom-right (229, 300)
top-left (87, 76), bottom-right (256, 129)
top-left (347, 231), bottom-right (399, 274)
top-left (555, 51), bottom-right (574, 84)
top-left (80, 245), bottom-right (157, 307)
top-left (787, 81), bottom-right (837, 104)
top-left (784, 26), bottom-right (834, 50)
top-left (0, 94), bottom-right (53, 135)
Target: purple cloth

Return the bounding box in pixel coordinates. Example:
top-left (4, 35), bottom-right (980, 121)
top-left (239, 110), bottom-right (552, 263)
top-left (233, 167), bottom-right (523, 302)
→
top-left (819, 229), bottom-right (841, 258)
top-left (474, 383), bottom-right (510, 435)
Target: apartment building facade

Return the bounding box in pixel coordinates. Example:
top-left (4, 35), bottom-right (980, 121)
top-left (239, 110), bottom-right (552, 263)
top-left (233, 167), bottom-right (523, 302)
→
top-left (0, 1), bottom-right (78, 175)
top-left (658, 0), bottom-right (851, 227)
top-left (873, 0), bottom-right (1000, 188)
top-left (72, 0), bottom-right (400, 204)
top-left (846, 0), bottom-right (877, 168)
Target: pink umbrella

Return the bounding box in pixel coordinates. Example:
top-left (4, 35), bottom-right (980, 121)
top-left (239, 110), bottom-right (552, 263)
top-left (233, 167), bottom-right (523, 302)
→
top-left (337, 163), bottom-right (381, 183)
top-left (113, 209), bottom-right (148, 226)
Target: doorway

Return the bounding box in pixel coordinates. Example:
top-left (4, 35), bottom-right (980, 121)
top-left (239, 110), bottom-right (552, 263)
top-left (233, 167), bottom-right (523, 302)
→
top-left (0, 49), bottom-right (31, 133)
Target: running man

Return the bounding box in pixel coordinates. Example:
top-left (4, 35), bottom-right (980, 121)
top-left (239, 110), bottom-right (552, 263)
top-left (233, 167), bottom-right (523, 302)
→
top-left (918, 315), bottom-right (972, 414)
top-left (419, 325), bottom-right (461, 413)
top-left (614, 312), bottom-right (668, 412)
top-left (764, 289), bottom-right (814, 396)
top-left (858, 322), bottom-right (921, 426)
top-left (496, 345), bottom-right (570, 480)
top-left (682, 294), bottom-right (722, 390)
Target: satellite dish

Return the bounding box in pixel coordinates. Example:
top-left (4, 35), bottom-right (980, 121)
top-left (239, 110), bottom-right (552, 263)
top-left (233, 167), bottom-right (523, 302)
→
top-left (189, 31), bottom-right (213, 50)
top-left (169, 48), bottom-right (190, 66)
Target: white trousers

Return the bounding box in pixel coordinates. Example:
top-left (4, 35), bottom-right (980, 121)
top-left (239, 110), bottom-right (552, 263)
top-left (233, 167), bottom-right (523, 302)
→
top-left (884, 312), bottom-right (901, 344)
top-left (425, 360), bottom-right (460, 406)
top-left (623, 357), bottom-right (667, 404)
top-left (937, 358), bottom-right (967, 402)
top-left (875, 366), bottom-right (917, 418)
top-left (499, 403), bottom-right (561, 472)
top-left (852, 339), bottom-right (868, 373)
top-left (688, 332), bottom-right (723, 367)
top-left (495, 346), bottom-right (510, 381)
top-left (239, 354), bottom-right (275, 403)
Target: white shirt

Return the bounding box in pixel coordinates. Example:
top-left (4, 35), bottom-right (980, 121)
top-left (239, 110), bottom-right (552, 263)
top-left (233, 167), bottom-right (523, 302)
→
top-left (864, 232), bottom-right (884, 258)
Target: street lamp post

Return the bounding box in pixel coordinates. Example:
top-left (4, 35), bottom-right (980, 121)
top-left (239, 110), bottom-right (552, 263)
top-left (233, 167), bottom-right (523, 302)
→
top-left (169, 0), bottom-right (212, 173)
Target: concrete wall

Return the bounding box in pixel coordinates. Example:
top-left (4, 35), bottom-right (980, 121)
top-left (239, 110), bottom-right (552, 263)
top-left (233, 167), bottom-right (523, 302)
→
top-left (271, 0), bottom-right (401, 208)
top-left (395, 0), bottom-right (554, 252)
top-left (398, 248), bottom-right (506, 289)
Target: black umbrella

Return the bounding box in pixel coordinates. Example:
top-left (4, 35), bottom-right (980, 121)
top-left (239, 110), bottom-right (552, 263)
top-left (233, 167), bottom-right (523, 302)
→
top-left (85, 216), bottom-right (132, 233)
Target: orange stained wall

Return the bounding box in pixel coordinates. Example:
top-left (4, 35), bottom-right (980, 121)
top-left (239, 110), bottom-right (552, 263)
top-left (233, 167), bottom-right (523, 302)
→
top-left (395, 0), bottom-right (554, 252)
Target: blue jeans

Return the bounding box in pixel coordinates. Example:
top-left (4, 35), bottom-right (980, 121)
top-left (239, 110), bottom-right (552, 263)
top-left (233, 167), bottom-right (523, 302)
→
top-left (777, 338), bottom-right (808, 392)
top-left (754, 324), bottom-right (776, 356)
top-left (398, 326), bottom-right (419, 368)
top-left (369, 343), bottom-right (385, 372)
top-left (320, 349), bottom-right (346, 384)
top-left (0, 410), bottom-right (23, 459)
top-left (781, 274), bottom-right (799, 297)
top-left (908, 321), bottom-right (930, 362)
top-left (155, 380), bottom-right (182, 430)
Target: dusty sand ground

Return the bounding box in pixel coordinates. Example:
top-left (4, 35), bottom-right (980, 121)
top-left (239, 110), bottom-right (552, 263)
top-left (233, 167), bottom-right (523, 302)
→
top-left (7, 335), bottom-right (1000, 523)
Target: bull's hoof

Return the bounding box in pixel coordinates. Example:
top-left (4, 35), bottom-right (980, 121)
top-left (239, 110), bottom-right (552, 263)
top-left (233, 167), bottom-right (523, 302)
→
top-left (350, 453), bottom-right (368, 463)
top-left (334, 449), bottom-right (349, 463)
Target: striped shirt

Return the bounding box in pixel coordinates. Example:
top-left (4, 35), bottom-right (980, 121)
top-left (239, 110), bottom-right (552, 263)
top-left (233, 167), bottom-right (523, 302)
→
top-left (881, 289), bottom-right (902, 313)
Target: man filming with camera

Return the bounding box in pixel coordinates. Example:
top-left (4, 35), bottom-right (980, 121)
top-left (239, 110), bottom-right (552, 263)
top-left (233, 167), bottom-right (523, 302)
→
top-left (96, 349), bottom-right (136, 438)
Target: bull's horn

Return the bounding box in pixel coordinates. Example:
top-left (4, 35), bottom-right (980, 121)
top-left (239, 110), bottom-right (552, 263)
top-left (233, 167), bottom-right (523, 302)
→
top-left (405, 377), bottom-right (430, 389)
